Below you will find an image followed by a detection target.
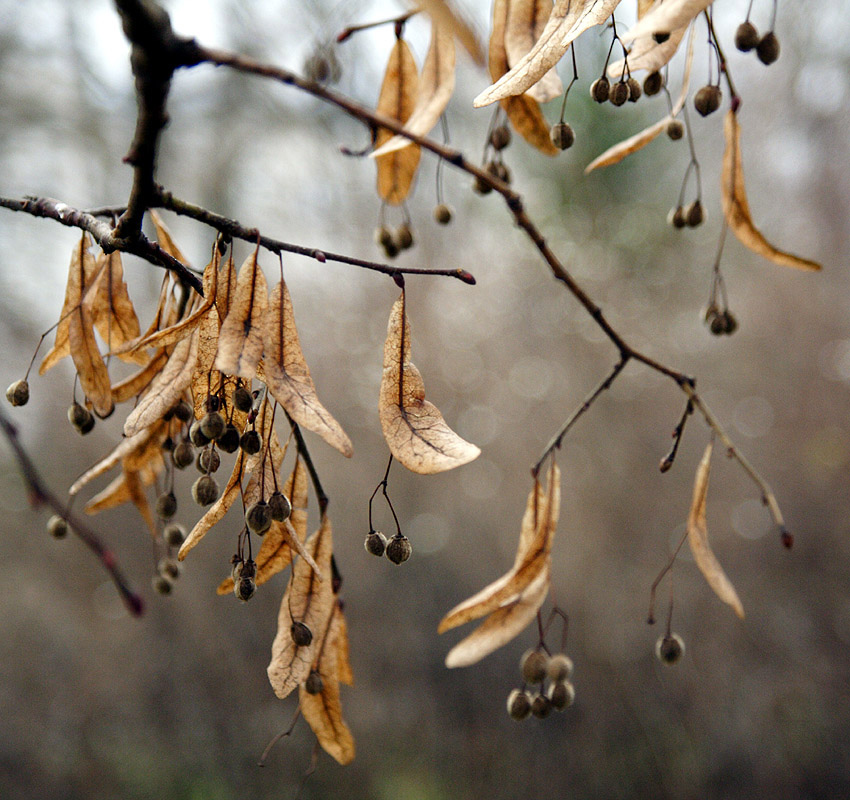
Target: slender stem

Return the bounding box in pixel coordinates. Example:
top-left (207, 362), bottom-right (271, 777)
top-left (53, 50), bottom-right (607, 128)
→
top-left (287, 415), bottom-right (329, 517)
top-left (659, 399), bottom-right (694, 473)
top-left (336, 10), bottom-right (417, 43)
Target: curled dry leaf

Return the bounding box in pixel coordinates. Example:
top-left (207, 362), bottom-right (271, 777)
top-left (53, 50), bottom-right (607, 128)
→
top-left (440, 461), bottom-right (560, 667)
top-left (379, 293), bottom-right (480, 474)
top-left (623, 0), bottom-right (710, 43)
top-left (505, 0), bottom-right (563, 104)
top-left (722, 111), bottom-right (821, 272)
top-left (637, 0), bottom-right (655, 18)
top-left (413, 0), bottom-right (484, 65)
top-left (298, 601), bottom-right (355, 765)
top-left (215, 248), bottom-right (268, 380)
top-left (69, 282), bottom-right (115, 419)
top-left (90, 251), bottom-right (145, 364)
top-left (83, 459), bottom-right (161, 515)
top-left (375, 38), bottom-right (421, 206)
top-left (149, 209), bottom-right (190, 267)
top-left (123, 331), bottom-right (199, 436)
top-left (267, 516), bottom-right (334, 701)
top-left (687, 442), bottom-right (745, 619)
top-left (111, 349), bottom-right (168, 404)
top-left (370, 23), bottom-right (456, 159)
top-left (474, 0), bottom-right (623, 108)
top-left (489, 0), bottom-right (558, 156)
top-left (263, 280), bottom-right (352, 457)
top-left (333, 603), bottom-right (354, 687)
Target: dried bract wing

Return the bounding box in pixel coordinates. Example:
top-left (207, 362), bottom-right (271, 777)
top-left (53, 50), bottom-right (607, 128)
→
top-left (623, 0), bottom-right (710, 43)
top-left (90, 251), bottom-right (145, 364)
top-left (505, 0), bottom-right (563, 103)
top-left (687, 442), bottom-right (745, 619)
top-left (722, 112), bottom-right (821, 271)
top-left (378, 294), bottom-right (479, 474)
top-left (69, 286), bottom-right (115, 419)
top-left (414, 0), bottom-right (484, 65)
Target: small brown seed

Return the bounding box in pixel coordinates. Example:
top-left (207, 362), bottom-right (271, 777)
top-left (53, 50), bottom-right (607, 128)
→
top-left (609, 81), bottom-right (629, 107)
top-left (217, 425), bottom-right (240, 453)
top-left (291, 621), bottom-right (313, 647)
top-left (395, 223), bottom-right (414, 251)
top-left (199, 411), bottom-right (226, 441)
top-left (590, 76), bottom-right (610, 103)
top-left (305, 670), bottom-right (324, 695)
top-left (158, 557), bottom-right (181, 580)
top-left (548, 681), bottom-right (576, 711)
top-left (520, 649), bottom-right (548, 684)
top-left (172, 440), bottom-right (195, 469)
top-left (506, 689), bottom-right (532, 721)
top-left (235, 576), bottom-right (256, 602)
top-left (6, 380), bottom-right (29, 407)
top-left (550, 121), bottom-right (575, 150)
top-left (196, 446), bottom-right (221, 474)
top-left (173, 400), bottom-right (193, 423)
top-left (155, 492), bottom-right (178, 520)
top-left (756, 31), bottom-right (780, 65)
top-left (735, 21), bottom-right (759, 52)
top-left (385, 533), bottom-right (412, 564)
top-left (666, 119), bottom-right (685, 141)
top-left (433, 204), bottom-right (453, 225)
top-left (685, 200), bottom-right (705, 228)
top-left (531, 693), bottom-right (553, 718)
top-left (643, 71), bottom-right (664, 96)
top-left (693, 84), bottom-right (722, 117)
top-left (245, 501), bottom-right (272, 535)
top-left (268, 491), bottom-right (292, 522)
top-left (47, 515), bottom-right (68, 539)
top-left (490, 124), bottom-right (511, 151)
top-left (667, 206), bottom-right (687, 229)
top-left (232, 385), bottom-right (254, 413)
top-left (626, 77), bottom-right (642, 102)
top-left (152, 574), bottom-right (173, 595)
top-left (364, 530), bottom-right (387, 557)
top-left (192, 475), bottom-right (220, 506)
top-left (546, 653), bottom-right (574, 683)
top-left (239, 429), bottom-right (261, 455)
top-left (163, 523), bottom-right (186, 547)
top-left (656, 633), bottom-right (685, 665)
top-left (189, 419), bottom-right (210, 447)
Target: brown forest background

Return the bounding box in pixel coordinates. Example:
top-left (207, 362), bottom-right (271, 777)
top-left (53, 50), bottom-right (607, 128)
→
top-left (1, 1), bottom-right (849, 798)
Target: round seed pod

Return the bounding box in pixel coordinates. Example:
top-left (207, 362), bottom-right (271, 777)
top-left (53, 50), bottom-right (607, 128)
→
top-left (531, 693), bottom-right (553, 719)
top-left (652, 31), bottom-right (670, 44)
top-left (192, 475), bottom-right (220, 506)
top-left (158, 557), bottom-right (181, 580)
top-left (189, 419), bottom-right (211, 448)
top-left (548, 680), bottom-right (576, 711)
top-left (291, 621), bottom-right (313, 647)
top-left (386, 533), bottom-right (412, 564)
top-left (239, 429), bottom-right (261, 455)
top-left (666, 119), bottom-right (685, 141)
top-left (506, 689), bottom-right (532, 721)
top-left (199, 411), bottom-right (226, 441)
top-left (305, 670), bottom-right (324, 695)
top-left (667, 206), bottom-right (687, 229)
top-left (685, 200), bottom-right (705, 227)
top-left (395, 223), bottom-right (414, 251)
top-left (520, 649), bottom-right (548, 684)
top-left (172, 440), bottom-right (195, 469)
top-left (643, 71), bottom-right (664, 96)
top-left (756, 31), bottom-right (780, 65)
top-left (173, 400), bottom-right (193, 423)
top-left (488, 161), bottom-right (511, 185)
top-left (235, 576), bottom-right (256, 602)
top-left (268, 491), bottom-right (292, 522)
top-left (205, 396), bottom-right (221, 413)
top-left (709, 312), bottom-right (726, 336)
top-left (626, 77), bottom-right (642, 102)
top-left (735, 21), bottom-right (759, 52)
top-left (364, 530), bottom-right (387, 557)
top-left (78, 414), bottom-right (96, 434)
top-left (161, 436), bottom-right (174, 452)
top-left (240, 558), bottom-right (257, 579)
top-left (546, 653), bottom-right (574, 683)
top-left (590, 76), bottom-right (610, 103)
top-left (196, 446), bottom-right (221, 474)
top-left (433, 204), bottom-right (453, 225)
top-left (693, 84), bottom-right (722, 116)
top-left (655, 633), bottom-right (685, 665)
top-left (245, 501), bottom-right (272, 535)
top-left (473, 173), bottom-right (493, 195)
top-left (550, 121), bottom-right (575, 151)
top-left (490, 124), bottom-right (511, 151)
top-left (47, 514), bottom-right (68, 539)
top-left (155, 491), bottom-right (178, 520)
top-left (232, 385), bottom-right (254, 413)
top-left (217, 424), bottom-right (240, 453)
top-left (152, 574), bottom-right (173, 595)
top-left (722, 310), bottom-right (738, 335)
top-left (6, 380), bottom-right (29, 407)
top-left (68, 402), bottom-right (91, 430)
top-left (609, 81), bottom-right (629, 107)
top-left (163, 523), bottom-right (186, 547)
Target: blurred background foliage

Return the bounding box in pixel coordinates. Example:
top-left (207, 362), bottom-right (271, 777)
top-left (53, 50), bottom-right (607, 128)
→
top-left (1, 1), bottom-right (849, 798)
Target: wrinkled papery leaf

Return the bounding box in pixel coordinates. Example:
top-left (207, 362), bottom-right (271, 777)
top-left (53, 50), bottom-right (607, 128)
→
top-left (440, 461), bottom-right (560, 667)
top-left (586, 28), bottom-right (694, 172)
top-left (215, 248), bottom-right (268, 379)
top-left (149, 209), bottom-right (190, 267)
top-left (687, 442), bottom-right (744, 619)
top-left (333, 603), bottom-right (354, 687)
top-left (638, 0), bottom-right (655, 18)
top-left (379, 294), bottom-right (480, 474)
top-left (268, 516), bottom-right (334, 700)
top-left (90, 251), bottom-right (145, 364)
top-left (40, 234), bottom-right (100, 374)
top-left (370, 23), bottom-right (456, 158)
top-left (299, 601), bottom-right (355, 765)
top-left (263, 280), bottom-right (352, 457)
top-left (623, 0), bottom-right (710, 43)
top-left (722, 111), bottom-right (821, 271)
top-left (83, 458), bottom-right (161, 515)
top-left (505, 0), bottom-right (563, 103)
top-left (123, 332), bottom-right (199, 436)
top-left (474, 0), bottom-right (623, 107)
top-left (111, 349), bottom-right (168, 404)
top-left (414, 0), bottom-right (484, 65)
top-left (608, 22), bottom-right (686, 76)
top-left (375, 38), bottom-right (421, 205)
top-left (489, 0), bottom-right (558, 155)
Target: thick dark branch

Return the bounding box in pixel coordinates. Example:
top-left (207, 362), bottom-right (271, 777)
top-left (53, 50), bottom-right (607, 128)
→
top-left (0, 407), bottom-right (144, 617)
top-left (153, 188), bottom-right (476, 284)
top-left (0, 196), bottom-right (202, 293)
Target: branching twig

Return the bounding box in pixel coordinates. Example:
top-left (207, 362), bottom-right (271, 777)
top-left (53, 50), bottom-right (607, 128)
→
top-left (0, 407), bottom-right (144, 616)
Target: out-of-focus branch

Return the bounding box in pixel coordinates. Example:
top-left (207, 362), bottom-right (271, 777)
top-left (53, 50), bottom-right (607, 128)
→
top-left (0, 407), bottom-right (144, 616)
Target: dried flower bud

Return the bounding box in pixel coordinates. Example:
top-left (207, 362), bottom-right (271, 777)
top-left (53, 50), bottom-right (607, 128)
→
top-left (6, 379), bottom-right (29, 407)
top-left (239, 429), bottom-right (261, 455)
top-left (305, 670), bottom-right (324, 695)
top-left (735, 21), bottom-right (759, 52)
top-left (506, 689), bottom-right (532, 721)
top-left (609, 81), bottom-right (629, 107)
top-left (155, 491), bottom-right (178, 520)
top-left (693, 85), bottom-right (722, 117)
top-left (245, 500), bottom-right (272, 535)
top-left (47, 514), bottom-right (68, 539)
top-left (364, 530), bottom-right (387, 557)
top-left (626, 77), bottom-right (642, 102)
top-left (546, 653), bottom-right (574, 683)
top-left (291, 621), bottom-right (313, 647)
top-left (386, 533), bottom-right (412, 564)
top-left (655, 633), bottom-right (685, 665)
top-left (520, 649), bottom-right (548, 684)
top-left (217, 424), bottom-right (240, 454)
top-left (199, 411), bottom-right (226, 441)
top-left (548, 680), bottom-right (576, 711)
top-left (433, 204), bottom-right (453, 225)
top-left (192, 475), bottom-right (220, 506)
top-left (550, 121), bottom-right (575, 150)
top-left (643, 71), bottom-right (664, 96)
top-left (666, 119), bottom-right (685, 141)
top-left (268, 491), bottom-right (292, 522)
top-left (163, 523), bottom-right (186, 547)
top-left (172, 440), bottom-right (195, 469)
top-left (531, 693), bottom-right (553, 718)
top-left (756, 31), bottom-right (780, 65)
top-left (590, 76), bottom-right (610, 103)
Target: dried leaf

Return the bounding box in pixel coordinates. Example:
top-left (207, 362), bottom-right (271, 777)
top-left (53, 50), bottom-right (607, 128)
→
top-left (111, 349), bottom-right (168, 404)
top-left (90, 251), bottom-right (145, 364)
top-left (489, 0), bottom-right (558, 155)
top-left (123, 331), bottom-right (199, 437)
top-left (149, 210), bottom-right (190, 267)
top-left (379, 294), bottom-right (479, 474)
top-left (370, 24), bottom-right (456, 158)
top-left (687, 442), bottom-right (745, 619)
top-left (333, 603), bottom-right (354, 687)
top-left (474, 0), bottom-right (622, 108)
top-left (505, 0), bottom-right (563, 103)
top-left (722, 111), bottom-right (821, 271)
top-left (122, 468), bottom-right (157, 537)
top-left (375, 38), bottom-right (422, 205)
top-left (40, 234), bottom-right (100, 374)
top-left (623, 0), bottom-right (710, 43)
top-left (267, 516), bottom-right (334, 701)
top-left (263, 280), bottom-right (353, 457)
top-left (190, 304), bottom-right (225, 422)
top-left (69, 287), bottom-right (115, 419)
top-left (215, 248), bottom-right (268, 379)
top-left (83, 459), bottom-right (161, 514)
top-left (637, 0), bottom-right (655, 18)
top-left (413, 0), bottom-right (484, 65)
top-left (608, 23), bottom-right (686, 76)
top-left (299, 601), bottom-right (355, 765)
